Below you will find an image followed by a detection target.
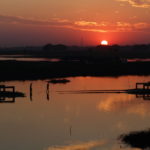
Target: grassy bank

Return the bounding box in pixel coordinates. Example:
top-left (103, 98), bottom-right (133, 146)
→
top-left (0, 60), bottom-right (150, 81)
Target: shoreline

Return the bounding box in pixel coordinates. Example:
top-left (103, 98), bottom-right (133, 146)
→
top-left (0, 60), bottom-right (150, 81)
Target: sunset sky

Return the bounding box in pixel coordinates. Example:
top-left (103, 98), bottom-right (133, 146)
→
top-left (0, 0), bottom-right (150, 46)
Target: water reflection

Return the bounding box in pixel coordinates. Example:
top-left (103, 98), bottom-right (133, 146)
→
top-left (0, 55), bottom-right (61, 62)
top-left (45, 140), bottom-right (106, 150)
top-left (136, 94), bottom-right (150, 100)
top-left (46, 82), bottom-right (50, 101)
top-left (97, 94), bottom-right (150, 117)
top-left (0, 76), bottom-right (150, 150)
top-left (128, 58), bottom-right (150, 62)
top-left (0, 82), bottom-right (51, 103)
top-left (58, 81), bottom-right (150, 101)
top-left (0, 84), bottom-right (24, 103)
top-left (0, 97), bottom-right (15, 103)
top-left (30, 83), bottom-right (33, 101)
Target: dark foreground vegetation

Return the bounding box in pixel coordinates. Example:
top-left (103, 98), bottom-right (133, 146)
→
top-left (0, 44), bottom-right (150, 81)
top-left (0, 44), bottom-right (150, 60)
top-left (120, 129), bottom-right (150, 149)
top-left (0, 60), bottom-right (150, 81)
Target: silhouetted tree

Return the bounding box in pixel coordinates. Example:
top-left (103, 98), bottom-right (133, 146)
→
top-left (43, 44), bottom-right (53, 51)
top-left (43, 44), bottom-right (67, 51)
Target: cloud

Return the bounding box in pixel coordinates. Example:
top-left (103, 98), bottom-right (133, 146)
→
top-left (0, 14), bottom-right (150, 33)
top-left (117, 0), bottom-right (150, 8)
top-left (98, 94), bottom-right (135, 112)
top-left (0, 14), bottom-right (72, 26)
top-left (134, 22), bottom-right (150, 30)
top-left (44, 140), bottom-right (106, 150)
top-left (98, 94), bottom-right (150, 117)
top-left (75, 21), bottom-right (150, 33)
top-left (75, 21), bottom-right (98, 26)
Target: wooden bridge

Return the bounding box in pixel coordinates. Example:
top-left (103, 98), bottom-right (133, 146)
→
top-left (136, 82), bottom-right (150, 90)
top-left (58, 81), bottom-right (150, 100)
top-left (0, 85), bottom-right (15, 92)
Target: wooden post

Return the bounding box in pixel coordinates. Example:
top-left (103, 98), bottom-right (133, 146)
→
top-left (12, 87), bottom-right (15, 93)
top-left (136, 83), bottom-right (138, 89)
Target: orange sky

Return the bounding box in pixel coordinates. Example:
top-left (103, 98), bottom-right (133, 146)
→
top-left (0, 0), bottom-right (150, 46)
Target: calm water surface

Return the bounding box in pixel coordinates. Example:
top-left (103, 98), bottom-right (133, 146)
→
top-left (0, 55), bottom-right (60, 62)
top-left (0, 76), bottom-right (150, 150)
top-left (1, 55), bottom-right (150, 63)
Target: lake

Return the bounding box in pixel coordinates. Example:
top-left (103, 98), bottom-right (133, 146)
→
top-left (0, 76), bottom-right (150, 150)
top-left (0, 55), bottom-right (61, 62)
top-left (1, 55), bottom-right (150, 63)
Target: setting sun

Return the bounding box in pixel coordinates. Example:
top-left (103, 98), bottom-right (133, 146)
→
top-left (101, 40), bottom-right (108, 46)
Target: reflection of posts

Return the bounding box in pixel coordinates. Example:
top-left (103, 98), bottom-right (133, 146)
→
top-left (46, 83), bottom-right (50, 101)
top-left (0, 97), bottom-right (15, 103)
top-left (70, 126), bottom-right (72, 136)
top-left (136, 94), bottom-right (150, 100)
top-left (30, 83), bottom-right (33, 101)
top-left (143, 94), bottom-right (150, 100)
top-left (0, 85), bottom-right (16, 103)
